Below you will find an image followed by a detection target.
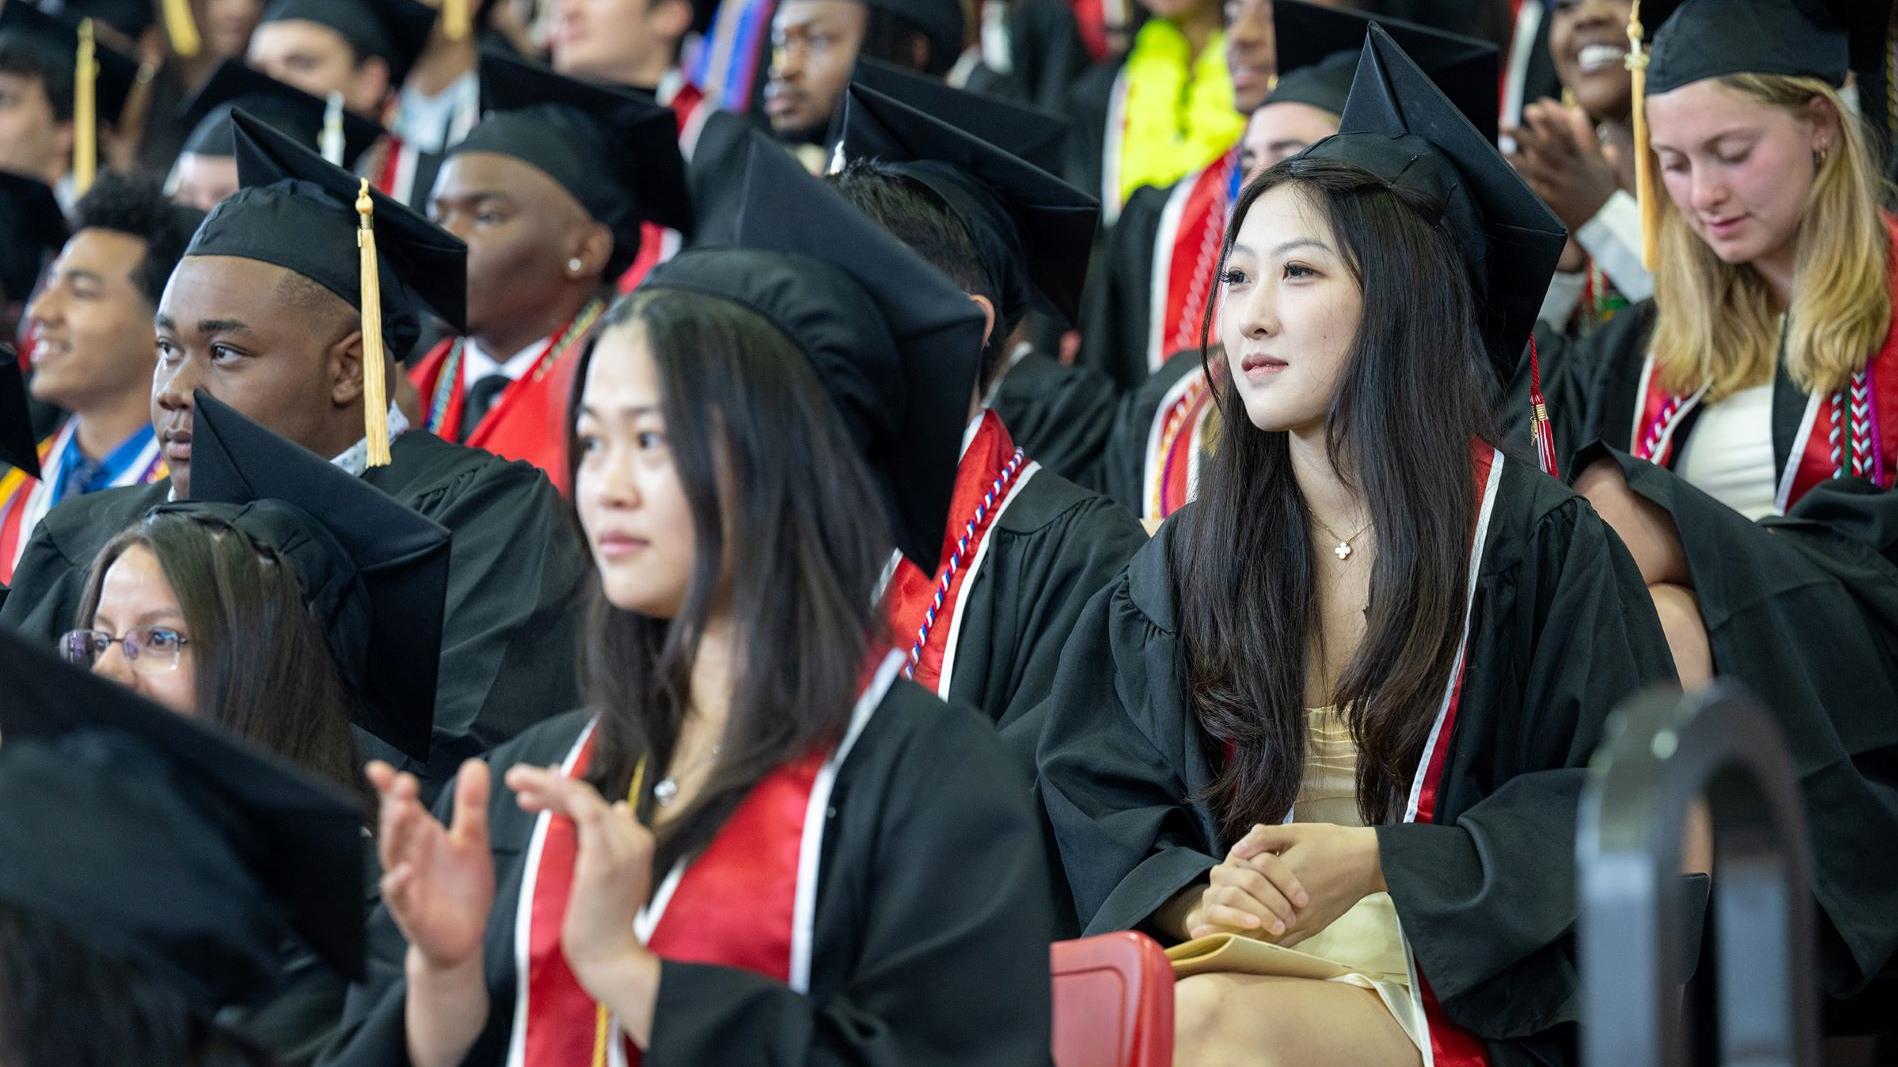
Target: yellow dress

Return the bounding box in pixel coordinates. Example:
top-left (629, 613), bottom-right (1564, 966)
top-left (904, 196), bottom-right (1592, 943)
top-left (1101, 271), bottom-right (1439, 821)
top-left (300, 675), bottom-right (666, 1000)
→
top-left (1291, 704), bottom-right (1424, 1051)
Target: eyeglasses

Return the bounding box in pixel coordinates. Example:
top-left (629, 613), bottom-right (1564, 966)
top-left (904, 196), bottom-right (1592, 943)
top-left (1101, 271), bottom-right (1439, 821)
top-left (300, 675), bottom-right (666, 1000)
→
top-left (59, 626), bottom-right (193, 674)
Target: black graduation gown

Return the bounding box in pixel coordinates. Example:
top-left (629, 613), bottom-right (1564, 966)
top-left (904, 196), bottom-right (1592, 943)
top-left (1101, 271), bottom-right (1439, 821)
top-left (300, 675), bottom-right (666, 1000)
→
top-left (1006, 0), bottom-right (1092, 116)
top-left (1517, 304), bottom-right (1898, 996)
top-left (0, 430), bottom-right (591, 788)
top-left (1034, 457), bottom-right (1682, 1065)
top-left (987, 348), bottom-right (1120, 489)
top-left (324, 688), bottom-right (1058, 1067)
top-left (1064, 58), bottom-right (1121, 224)
top-left (1098, 347), bottom-right (1202, 513)
top-left (1077, 178), bottom-right (1172, 391)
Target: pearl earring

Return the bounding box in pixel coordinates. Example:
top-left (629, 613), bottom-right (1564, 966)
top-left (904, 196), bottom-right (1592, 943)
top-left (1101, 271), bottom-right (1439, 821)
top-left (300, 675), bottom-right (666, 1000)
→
top-left (568, 257), bottom-right (585, 274)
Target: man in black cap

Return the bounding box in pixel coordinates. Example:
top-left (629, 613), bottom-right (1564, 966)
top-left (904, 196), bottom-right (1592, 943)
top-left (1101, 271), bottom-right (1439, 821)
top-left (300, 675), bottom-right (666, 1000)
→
top-left (0, 624), bottom-right (366, 1067)
top-left (170, 58), bottom-right (384, 211)
top-left (0, 3), bottom-right (137, 210)
top-left (827, 78), bottom-right (1146, 782)
top-left (764, 0), bottom-right (963, 151)
top-left (1, 110), bottom-right (591, 794)
top-left (247, 0), bottom-right (435, 118)
top-left (412, 50), bottom-right (693, 483)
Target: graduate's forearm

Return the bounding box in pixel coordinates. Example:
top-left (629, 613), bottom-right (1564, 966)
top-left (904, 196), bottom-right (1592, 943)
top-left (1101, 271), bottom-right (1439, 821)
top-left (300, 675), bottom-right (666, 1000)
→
top-left (581, 946), bottom-right (664, 1049)
top-left (403, 947), bottom-right (490, 1067)
top-left (1151, 880), bottom-right (1207, 942)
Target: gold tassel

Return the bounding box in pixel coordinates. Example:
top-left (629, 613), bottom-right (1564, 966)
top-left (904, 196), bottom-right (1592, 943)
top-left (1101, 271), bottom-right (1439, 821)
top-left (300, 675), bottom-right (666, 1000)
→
top-left (73, 19), bottom-right (97, 196)
top-left (355, 179), bottom-right (392, 468)
top-left (443, 0), bottom-right (472, 40)
top-left (162, 0), bottom-right (201, 57)
top-left (1626, 1), bottom-right (1660, 271)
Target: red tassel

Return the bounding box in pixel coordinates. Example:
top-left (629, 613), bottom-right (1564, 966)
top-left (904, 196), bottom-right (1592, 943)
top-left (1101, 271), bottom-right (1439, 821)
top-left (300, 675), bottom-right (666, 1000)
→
top-left (1528, 335), bottom-right (1560, 478)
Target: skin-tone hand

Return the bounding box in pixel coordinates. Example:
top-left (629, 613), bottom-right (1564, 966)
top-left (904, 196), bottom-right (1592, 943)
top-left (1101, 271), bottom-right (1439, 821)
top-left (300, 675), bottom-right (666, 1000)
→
top-left (1506, 98), bottom-right (1624, 233)
top-left (1184, 833), bottom-right (1311, 940)
top-left (506, 764), bottom-right (665, 1049)
top-left (1222, 822), bottom-right (1386, 949)
top-left (367, 759), bottom-right (498, 1067)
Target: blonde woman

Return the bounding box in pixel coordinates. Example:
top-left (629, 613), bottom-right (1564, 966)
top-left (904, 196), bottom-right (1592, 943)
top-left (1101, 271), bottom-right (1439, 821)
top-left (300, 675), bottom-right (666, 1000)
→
top-left (1528, 0), bottom-right (1898, 1003)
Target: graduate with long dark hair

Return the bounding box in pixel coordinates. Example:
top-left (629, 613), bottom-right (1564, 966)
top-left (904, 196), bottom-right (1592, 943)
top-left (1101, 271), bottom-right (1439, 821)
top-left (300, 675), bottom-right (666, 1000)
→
top-left (328, 151), bottom-right (1055, 1067)
top-left (1037, 29), bottom-right (1677, 1065)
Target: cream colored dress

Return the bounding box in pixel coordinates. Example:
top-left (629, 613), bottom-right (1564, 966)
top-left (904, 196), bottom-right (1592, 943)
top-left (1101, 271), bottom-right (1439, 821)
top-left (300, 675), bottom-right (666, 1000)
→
top-left (1291, 704), bottom-right (1424, 1051)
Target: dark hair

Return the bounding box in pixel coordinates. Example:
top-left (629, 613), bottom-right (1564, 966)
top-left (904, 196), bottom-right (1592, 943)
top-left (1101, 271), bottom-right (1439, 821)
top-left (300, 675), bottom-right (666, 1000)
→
top-left (828, 158), bottom-right (1012, 393)
top-left (73, 173), bottom-right (207, 308)
top-left (569, 288), bottom-right (891, 877)
top-left (74, 512), bottom-right (368, 811)
top-left (1179, 157), bottom-right (1499, 838)
top-left (861, 8), bottom-right (951, 76)
top-left (0, 902), bottom-right (282, 1067)
top-left (0, 39), bottom-right (73, 122)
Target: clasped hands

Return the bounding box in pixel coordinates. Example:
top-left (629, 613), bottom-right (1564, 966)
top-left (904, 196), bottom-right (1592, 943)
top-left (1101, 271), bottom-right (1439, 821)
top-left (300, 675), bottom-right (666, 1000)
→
top-left (1186, 822), bottom-right (1385, 946)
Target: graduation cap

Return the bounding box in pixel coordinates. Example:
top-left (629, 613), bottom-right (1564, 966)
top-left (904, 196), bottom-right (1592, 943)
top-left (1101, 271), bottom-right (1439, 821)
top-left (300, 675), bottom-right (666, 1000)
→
top-left (1268, 0), bottom-right (1499, 140)
top-left (257, 0), bottom-right (438, 87)
top-left (179, 59), bottom-right (384, 166)
top-left (0, 3), bottom-right (139, 193)
top-left (831, 79), bottom-right (1099, 327)
top-left (1297, 25), bottom-right (1566, 467)
top-left (0, 170), bottom-right (65, 308)
top-left (639, 142), bottom-right (986, 568)
top-left (1, 355), bottom-right (42, 481)
top-left (0, 625), bottom-right (366, 1013)
top-left (177, 389), bottom-right (449, 762)
top-left (185, 109), bottom-right (467, 467)
top-left (859, 0), bottom-right (964, 77)
top-left (445, 50), bottom-right (694, 278)
top-left (1627, 0), bottom-right (1893, 267)
top-left (28, 0), bottom-right (155, 39)
top-left (844, 56), bottom-right (1071, 175)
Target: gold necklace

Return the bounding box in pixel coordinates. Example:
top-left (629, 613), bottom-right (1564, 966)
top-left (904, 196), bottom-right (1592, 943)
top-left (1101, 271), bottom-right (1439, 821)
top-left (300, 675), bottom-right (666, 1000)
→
top-left (1313, 516), bottom-right (1373, 562)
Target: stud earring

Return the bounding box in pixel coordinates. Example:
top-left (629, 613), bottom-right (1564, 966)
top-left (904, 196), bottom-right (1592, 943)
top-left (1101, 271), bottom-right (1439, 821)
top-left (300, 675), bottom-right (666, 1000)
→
top-left (568, 256), bottom-right (585, 274)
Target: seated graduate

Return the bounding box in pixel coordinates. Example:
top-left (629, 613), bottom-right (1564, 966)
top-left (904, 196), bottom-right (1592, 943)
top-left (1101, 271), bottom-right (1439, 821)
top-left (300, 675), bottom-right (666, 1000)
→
top-left (2, 175), bottom-right (198, 582)
top-left (170, 58), bottom-right (385, 212)
top-left (826, 75), bottom-right (1148, 753)
top-left (764, 0), bottom-right (963, 162)
top-left (412, 50), bottom-right (694, 487)
top-left (58, 390), bottom-right (448, 1063)
top-left (1523, 0), bottom-right (1898, 998)
top-left (1036, 29), bottom-right (1680, 1065)
top-left (0, 625), bottom-right (366, 1067)
top-left (1098, 1), bottom-right (1497, 524)
top-left (1506, 0), bottom-right (1652, 336)
top-left (0, 2), bottom-right (138, 213)
top-left (327, 146), bottom-right (1055, 1067)
top-left (0, 111), bottom-right (591, 790)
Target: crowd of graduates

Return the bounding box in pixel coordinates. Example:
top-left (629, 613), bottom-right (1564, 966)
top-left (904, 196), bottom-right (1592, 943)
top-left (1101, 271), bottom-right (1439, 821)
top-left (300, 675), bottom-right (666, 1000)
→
top-left (0, 0), bottom-right (1894, 1064)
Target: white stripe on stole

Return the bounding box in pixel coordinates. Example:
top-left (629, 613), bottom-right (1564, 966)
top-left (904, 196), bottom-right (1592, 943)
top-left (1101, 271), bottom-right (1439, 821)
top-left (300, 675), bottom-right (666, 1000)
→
top-left (1772, 391), bottom-right (1824, 515)
top-left (1101, 67), bottom-right (1130, 226)
top-left (932, 464), bottom-right (1041, 701)
top-left (1145, 176), bottom-right (1195, 373)
top-left (1141, 367), bottom-right (1205, 521)
top-left (1184, 401), bottom-right (1208, 509)
top-left (1395, 446), bottom-right (1505, 1066)
top-left (505, 719), bottom-right (601, 1067)
top-left (1629, 353), bottom-right (1708, 464)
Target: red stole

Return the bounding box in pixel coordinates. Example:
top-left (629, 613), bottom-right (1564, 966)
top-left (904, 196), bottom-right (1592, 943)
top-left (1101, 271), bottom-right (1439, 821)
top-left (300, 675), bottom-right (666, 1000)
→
top-left (1145, 147), bottom-right (1240, 375)
top-left (408, 303), bottom-right (604, 494)
top-left (1631, 220), bottom-right (1898, 512)
top-left (510, 651), bottom-right (903, 1067)
top-left (882, 412), bottom-right (1037, 694)
top-left (1142, 366), bottom-right (1214, 521)
top-left (0, 437), bottom-right (54, 584)
top-left (616, 80), bottom-right (708, 295)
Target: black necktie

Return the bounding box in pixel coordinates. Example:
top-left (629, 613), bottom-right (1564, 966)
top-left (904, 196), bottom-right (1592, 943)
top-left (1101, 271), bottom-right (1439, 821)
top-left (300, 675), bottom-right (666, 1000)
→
top-left (460, 373), bottom-right (510, 442)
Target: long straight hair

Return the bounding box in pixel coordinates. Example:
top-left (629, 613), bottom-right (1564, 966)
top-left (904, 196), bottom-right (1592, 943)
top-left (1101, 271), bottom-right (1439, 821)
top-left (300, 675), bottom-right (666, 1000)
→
top-left (1178, 159), bottom-right (1498, 838)
top-left (569, 289), bottom-right (891, 877)
top-left (1650, 75), bottom-right (1891, 400)
top-left (74, 513), bottom-right (366, 809)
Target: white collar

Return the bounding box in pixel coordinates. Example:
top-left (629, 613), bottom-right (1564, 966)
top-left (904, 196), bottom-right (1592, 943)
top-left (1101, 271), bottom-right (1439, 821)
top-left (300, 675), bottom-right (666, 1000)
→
top-left (462, 333), bottom-right (552, 388)
top-left (330, 402), bottom-right (412, 476)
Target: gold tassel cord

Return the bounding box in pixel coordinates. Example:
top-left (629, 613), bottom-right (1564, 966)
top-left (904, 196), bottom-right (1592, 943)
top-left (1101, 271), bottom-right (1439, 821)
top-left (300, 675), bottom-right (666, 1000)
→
top-left (1626, 1), bottom-right (1660, 271)
top-left (162, 0), bottom-right (201, 57)
top-left (356, 179), bottom-right (392, 468)
top-left (443, 0), bottom-right (472, 41)
top-left (73, 19), bottom-right (97, 196)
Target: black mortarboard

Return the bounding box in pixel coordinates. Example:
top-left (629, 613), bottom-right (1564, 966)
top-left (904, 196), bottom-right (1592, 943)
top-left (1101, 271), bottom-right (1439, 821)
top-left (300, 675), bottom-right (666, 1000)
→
top-left (832, 79), bottom-right (1098, 327)
top-left (0, 170), bottom-right (65, 308)
top-left (1299, 25), bottom-right (1565, 385)
top-left (29, 0), bottom-right (156, 39)
top-left (1, 356), bottom-right (41, 480)
top-left (1269, 0), bottom-right (1499, 139)
top-left (0, 3), bottom-right (139, 126)
top-left (640, 143), bottom-right (986, 568)
top-left (445, 51), bottom-right (693, 278)
top-left (257, 0), bottom-right (437, 86)
top-left (860, 0), bottom-right (964, 76)
top-left (844, 56), bottom-right (1071, 174)
top-left (0, 626), bottom-right (365, 1012)
top-left (1643, 0), bottom-right (1888, 97)
top-left (176, 390), bottom-right (448, 762)
top-left (179, 59), bottom-right (383, 166)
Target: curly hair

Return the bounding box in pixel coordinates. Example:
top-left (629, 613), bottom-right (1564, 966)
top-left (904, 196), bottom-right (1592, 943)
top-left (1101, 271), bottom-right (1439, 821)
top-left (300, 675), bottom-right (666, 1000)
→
top-left (72, 173), bottom-right (207, 309)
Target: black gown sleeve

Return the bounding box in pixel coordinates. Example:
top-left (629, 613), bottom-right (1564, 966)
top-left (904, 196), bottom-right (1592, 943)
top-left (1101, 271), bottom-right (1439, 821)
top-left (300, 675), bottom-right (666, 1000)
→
top-left (988, 351), bottom-right (1120, 490)
top-left (1077, 182), bottom-right (1167, 391)
top-left (1377, 492), bottom-right (1680, 1036)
